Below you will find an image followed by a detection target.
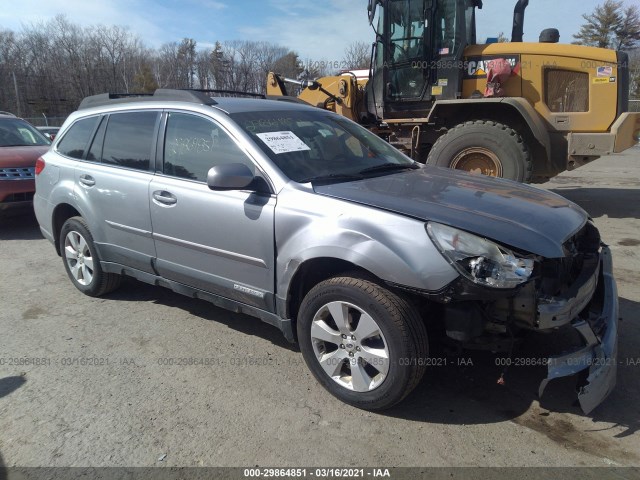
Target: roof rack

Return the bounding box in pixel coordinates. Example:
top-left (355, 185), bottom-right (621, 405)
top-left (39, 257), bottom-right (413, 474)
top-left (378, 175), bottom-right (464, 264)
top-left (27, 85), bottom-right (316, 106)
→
top-left (78, 89), bottom-right (218, 110)
top-left (191, 89), bottom-right (265, 99)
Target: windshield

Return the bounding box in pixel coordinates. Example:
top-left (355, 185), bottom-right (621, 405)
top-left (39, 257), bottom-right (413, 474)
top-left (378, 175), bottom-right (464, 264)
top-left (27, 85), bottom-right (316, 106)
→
top-left (230, 110), bottom-right (414, 183)
top-left (0, 118), bottom-right (51, 147)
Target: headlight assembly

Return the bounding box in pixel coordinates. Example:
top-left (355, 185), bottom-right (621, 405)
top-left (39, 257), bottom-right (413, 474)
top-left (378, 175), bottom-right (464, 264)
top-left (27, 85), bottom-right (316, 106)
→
top-left (427, 222), bottom-right (534, 289)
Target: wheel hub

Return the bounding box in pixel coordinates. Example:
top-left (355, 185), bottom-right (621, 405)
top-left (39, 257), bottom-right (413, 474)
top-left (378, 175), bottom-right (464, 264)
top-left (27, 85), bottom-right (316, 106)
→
top-left (450, 147), bottom-right (503, 177)
top-left (310, 301), bottom-right (390, 392)
top-left (63, 230), bottom-right (94, 286)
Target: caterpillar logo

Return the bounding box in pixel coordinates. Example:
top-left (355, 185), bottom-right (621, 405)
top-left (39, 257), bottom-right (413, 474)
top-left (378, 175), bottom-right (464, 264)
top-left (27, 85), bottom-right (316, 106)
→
top-left (464, 55), bottom-right (520, 79)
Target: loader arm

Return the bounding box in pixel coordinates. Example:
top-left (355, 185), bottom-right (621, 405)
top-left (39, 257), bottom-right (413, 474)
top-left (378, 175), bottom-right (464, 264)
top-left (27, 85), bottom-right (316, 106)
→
top-left (267, 72), bottom-right (366, 123)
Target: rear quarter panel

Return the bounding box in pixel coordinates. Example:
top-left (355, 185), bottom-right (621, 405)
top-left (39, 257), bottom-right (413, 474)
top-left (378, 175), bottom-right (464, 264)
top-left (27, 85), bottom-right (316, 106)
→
top-left (34, 150), bottom-right (77, 242)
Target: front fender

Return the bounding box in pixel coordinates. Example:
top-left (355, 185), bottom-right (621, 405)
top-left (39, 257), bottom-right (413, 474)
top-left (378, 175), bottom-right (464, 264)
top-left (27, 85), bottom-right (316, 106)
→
top-left (275, 186), bottom-right (459, 305)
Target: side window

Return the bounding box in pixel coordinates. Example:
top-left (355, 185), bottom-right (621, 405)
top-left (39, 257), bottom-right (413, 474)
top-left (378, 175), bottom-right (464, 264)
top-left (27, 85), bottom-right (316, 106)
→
top-left (57, 116), bottom-right (101, 159)
top-left (16, 127), bottom-right (36, 144)
top-left (163, 112), bottom-right (254, 182)
top-left (388, 0), bottom-right (425, 62)
top-left (436, 0), bottom-right (458, 55)
top-left (102, 111), bottom-right (158, 171)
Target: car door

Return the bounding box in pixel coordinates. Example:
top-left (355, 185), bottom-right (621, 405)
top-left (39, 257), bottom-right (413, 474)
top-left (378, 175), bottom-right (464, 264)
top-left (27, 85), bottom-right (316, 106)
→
top-left (149, 111), bottom-right (276, 311)
top-left (73, 111), bottom-right (160, 273)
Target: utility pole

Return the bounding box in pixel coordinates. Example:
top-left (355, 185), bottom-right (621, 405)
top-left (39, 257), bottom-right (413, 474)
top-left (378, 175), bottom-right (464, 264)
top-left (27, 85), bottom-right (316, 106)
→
top-left (12, 71), bottom-right (21, 117)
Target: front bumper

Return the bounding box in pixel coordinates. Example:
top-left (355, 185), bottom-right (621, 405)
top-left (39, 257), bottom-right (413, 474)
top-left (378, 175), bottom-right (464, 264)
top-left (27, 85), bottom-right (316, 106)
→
top-left (538, 247), bottom-right (618, 414)
top-left (567, 112), bottom-right (640, 167)
top-left (0, 178), bottom-right (35, 212)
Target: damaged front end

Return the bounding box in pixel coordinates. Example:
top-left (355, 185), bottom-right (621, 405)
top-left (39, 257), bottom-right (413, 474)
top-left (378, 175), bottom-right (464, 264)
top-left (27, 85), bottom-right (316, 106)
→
top-left (538, 246), bottom-right (618, 414)
top-left (425, 221), bottom-right (619, 414)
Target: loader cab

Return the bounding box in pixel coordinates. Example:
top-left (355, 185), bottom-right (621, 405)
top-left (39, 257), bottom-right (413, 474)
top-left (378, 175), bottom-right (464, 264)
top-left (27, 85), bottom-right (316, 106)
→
top-left (366, 0), bottom-right (481, 119)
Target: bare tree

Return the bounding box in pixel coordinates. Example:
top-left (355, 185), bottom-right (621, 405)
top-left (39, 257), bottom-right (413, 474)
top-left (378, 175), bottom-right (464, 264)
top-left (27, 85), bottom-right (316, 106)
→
top-left (342, 41), bottom-right (371, 70)
top-left (0, 15), bottom-right (308, 121)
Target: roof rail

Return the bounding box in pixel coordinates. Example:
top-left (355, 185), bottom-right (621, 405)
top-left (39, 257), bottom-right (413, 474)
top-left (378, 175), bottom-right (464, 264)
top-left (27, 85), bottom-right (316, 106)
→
top-left (190, 89), bottom-right (265, 99)
top-left (78, 89), bottom-right (218, 110)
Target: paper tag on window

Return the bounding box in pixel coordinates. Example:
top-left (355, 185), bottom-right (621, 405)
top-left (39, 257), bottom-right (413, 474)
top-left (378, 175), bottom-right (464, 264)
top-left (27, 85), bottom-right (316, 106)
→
top-left (256, 131), bottom-right (311, 154)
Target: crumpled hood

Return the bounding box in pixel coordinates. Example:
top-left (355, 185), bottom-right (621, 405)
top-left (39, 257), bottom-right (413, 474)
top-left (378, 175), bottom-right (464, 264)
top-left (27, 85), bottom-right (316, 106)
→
top-left (314, 167), bottom-right (589, 258)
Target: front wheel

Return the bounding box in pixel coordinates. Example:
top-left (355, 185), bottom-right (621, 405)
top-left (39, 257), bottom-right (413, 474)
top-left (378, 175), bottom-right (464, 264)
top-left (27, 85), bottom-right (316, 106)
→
top-left (297, 277), bottom-right (428, 410)
top-left (427, 120), bottom-right (532, 183)
top-left (60, 217), bottom-right (121, 297)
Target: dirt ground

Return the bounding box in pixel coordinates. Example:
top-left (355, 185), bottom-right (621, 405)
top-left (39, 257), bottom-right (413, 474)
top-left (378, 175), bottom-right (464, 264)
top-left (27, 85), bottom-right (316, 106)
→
top-left (0, 148), bottom-right (638, 469)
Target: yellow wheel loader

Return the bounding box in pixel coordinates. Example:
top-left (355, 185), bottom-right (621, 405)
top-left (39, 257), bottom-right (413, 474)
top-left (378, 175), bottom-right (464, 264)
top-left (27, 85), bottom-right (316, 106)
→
top-left (267, 0), bottom-right (640, 183)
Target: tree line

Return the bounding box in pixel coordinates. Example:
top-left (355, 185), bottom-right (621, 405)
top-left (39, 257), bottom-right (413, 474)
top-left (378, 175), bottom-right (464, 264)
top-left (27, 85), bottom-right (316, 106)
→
top-left (573, 0), bottom-right (640, 98)
top-left (0, 15), bottom-right (371, 124)
top-left (1, 2), bottom-right (638, 124)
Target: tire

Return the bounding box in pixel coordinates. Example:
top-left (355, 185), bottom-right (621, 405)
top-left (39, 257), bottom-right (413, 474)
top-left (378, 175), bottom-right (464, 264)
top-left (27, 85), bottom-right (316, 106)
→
top-left (427, 120), bottom-right (532, 183)
top-left (297, 276), bottom-right (428, 410)
top-left (59, 217), bottom-right (121, 297)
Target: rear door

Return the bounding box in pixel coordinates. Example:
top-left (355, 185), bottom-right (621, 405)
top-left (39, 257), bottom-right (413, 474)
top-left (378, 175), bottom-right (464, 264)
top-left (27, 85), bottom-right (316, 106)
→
top-left (73, 111), bottom-right (160, 273)
top-left (149, 111), bottom-right (276, 310)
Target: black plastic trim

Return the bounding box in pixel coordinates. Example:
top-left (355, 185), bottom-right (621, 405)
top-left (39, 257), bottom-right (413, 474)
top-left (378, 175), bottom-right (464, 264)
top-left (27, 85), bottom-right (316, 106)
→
top-left (101, 261), bottom-right (295, 343)
top-left (79, 89), bottom-right (218, 110)
top-left (616, 51), bottom-right (630, 118)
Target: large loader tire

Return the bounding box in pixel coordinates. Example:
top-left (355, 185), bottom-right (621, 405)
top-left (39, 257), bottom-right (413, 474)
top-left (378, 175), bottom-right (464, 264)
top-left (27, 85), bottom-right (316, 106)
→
top-left (427, 120), bottom-right (533, 183)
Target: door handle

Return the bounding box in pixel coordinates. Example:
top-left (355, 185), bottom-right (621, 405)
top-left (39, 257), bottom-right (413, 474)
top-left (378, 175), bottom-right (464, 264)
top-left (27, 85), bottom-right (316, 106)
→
top-left (79, 174), bottom-right (95, 187)
top-left (152, 190), bottom-right (177, 206)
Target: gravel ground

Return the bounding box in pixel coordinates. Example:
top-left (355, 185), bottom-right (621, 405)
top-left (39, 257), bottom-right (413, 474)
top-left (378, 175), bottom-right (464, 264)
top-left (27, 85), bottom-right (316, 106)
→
top-left (0, 148), bottom-right (638, 469)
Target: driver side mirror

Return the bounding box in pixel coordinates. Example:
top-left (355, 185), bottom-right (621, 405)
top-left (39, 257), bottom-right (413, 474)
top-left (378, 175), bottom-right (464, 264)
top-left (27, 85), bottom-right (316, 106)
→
top-left (207, 163), bottom-right (255, 191)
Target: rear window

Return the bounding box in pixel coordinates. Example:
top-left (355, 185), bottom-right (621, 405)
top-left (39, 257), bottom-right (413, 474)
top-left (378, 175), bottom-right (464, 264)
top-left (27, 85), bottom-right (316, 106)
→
top-left (57, 117), bottom-right (100, 159)
top-left (0, 118), bottom-right (51, 148)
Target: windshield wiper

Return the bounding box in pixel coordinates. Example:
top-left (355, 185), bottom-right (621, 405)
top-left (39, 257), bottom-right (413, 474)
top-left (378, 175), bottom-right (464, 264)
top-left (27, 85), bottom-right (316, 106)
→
top-left (358, 162), bottom-right (420, 175)
top-left (299, 173), bottom-right (365, 184)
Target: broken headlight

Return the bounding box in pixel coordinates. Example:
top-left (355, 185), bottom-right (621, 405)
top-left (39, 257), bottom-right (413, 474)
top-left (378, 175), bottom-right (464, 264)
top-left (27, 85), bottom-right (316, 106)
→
top-left (427, 222), bottom-right (534, 289)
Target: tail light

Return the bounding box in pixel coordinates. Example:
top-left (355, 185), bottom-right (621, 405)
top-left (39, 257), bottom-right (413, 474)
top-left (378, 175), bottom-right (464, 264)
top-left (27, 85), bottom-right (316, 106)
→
top-left (35, 157), bottom-right (45, 175)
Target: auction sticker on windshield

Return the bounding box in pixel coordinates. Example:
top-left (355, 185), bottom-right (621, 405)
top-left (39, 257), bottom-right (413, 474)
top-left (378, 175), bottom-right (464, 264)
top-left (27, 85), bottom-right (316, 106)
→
top-left (256, 131), bottom-right (311, 154)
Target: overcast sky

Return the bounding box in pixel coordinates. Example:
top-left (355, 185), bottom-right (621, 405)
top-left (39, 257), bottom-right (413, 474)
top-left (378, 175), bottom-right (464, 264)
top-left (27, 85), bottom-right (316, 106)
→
top-left (0, 0), bottom-right (601, 60)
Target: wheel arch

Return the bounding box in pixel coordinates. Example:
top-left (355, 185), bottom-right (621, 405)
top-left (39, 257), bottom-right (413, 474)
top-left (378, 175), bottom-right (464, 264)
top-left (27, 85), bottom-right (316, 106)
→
top-left (52, 203), bottom-right (81, 256)
top-left (427, 98), bottom-right (553, 177)
top-left (282, 257), bottom-right (380, 333)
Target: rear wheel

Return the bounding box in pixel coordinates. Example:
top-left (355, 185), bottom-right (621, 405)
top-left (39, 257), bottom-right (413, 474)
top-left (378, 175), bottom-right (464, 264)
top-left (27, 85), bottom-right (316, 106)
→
top-left (60, 217), bottom-right (121, 296)
top-left (297, 276), bottom-right (428, 410)
top-left (427, 120), bottom-right (532, 183)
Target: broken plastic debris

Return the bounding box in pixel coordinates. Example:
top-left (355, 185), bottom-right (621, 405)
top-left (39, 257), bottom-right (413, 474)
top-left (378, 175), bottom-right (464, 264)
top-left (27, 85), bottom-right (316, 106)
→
top-left (158, 454), bottom-right (167, 461)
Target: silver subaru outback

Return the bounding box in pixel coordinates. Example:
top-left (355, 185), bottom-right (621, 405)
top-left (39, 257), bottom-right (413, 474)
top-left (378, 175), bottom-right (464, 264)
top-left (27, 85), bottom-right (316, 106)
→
top-left (34, 89), bottom-right (618, 413)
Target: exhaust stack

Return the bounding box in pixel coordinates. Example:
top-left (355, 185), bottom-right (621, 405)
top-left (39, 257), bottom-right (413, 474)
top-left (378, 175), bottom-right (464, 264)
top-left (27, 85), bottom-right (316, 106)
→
top-left (511, 0), bottom-right (529, 42)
